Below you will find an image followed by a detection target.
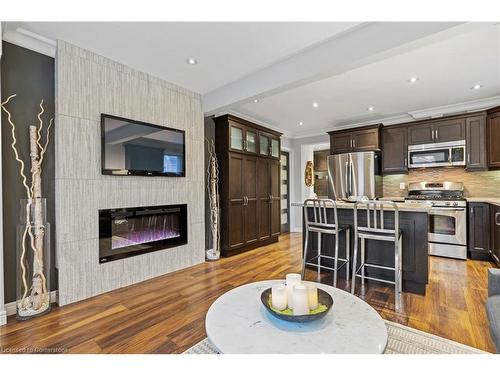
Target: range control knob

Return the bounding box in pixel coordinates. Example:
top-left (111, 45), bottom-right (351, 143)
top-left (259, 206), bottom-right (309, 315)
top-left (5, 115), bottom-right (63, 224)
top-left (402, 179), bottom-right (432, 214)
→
top-left (453, 202), bottom-right (458, 206)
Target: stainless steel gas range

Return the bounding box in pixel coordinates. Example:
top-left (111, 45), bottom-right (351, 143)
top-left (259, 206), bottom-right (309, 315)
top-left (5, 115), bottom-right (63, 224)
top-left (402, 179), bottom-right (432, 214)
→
top-left (405, 181), bottom-right (467, 260)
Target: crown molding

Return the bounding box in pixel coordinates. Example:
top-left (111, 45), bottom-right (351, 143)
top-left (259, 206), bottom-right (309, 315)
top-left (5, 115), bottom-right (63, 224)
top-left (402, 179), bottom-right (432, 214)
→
top-left (408, 96), bottom-right (500, 119)
top-left (2, 27), bottom-right (56, 58)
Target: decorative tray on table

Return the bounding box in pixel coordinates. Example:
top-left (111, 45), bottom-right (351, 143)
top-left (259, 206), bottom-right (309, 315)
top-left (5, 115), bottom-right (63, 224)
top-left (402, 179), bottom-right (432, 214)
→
top-left (260, 287), bottom-right (333, 323)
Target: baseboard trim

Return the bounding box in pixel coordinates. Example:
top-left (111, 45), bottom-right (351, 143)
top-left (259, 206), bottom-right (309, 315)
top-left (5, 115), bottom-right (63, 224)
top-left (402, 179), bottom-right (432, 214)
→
top-left (4, 290), bottom-right (58, 317)
top-left (0, 310), bottom-right (6, 326)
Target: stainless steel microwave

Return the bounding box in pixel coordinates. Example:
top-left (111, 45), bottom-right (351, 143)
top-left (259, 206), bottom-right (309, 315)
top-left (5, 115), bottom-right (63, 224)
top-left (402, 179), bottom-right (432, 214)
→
top-left (408, 140), bottom-right (466, 169)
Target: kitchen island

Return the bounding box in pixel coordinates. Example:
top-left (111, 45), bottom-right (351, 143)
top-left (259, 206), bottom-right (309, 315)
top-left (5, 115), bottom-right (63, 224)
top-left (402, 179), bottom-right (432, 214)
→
top-left (292, 201), bottom-right (431, 295)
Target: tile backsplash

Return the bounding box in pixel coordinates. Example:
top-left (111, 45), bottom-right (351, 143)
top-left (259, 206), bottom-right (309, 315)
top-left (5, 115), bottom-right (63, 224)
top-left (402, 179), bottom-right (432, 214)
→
top-left (383, 168), bottom-right (500, 198)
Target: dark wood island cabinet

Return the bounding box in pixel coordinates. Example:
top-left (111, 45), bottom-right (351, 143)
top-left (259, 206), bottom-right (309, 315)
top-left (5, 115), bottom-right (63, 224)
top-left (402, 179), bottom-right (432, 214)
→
top-left (301, 203), bottom-right (429, 295)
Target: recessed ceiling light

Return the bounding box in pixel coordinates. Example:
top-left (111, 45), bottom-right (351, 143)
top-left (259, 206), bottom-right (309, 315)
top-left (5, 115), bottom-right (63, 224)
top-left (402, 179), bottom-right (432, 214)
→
top-left (472, 84), bottom-right (482, 90)
top-left (368, 106), bottom-right (374, 111)
top-left (299, 121), bottom-right (304, 126)
top-left (408, 77), bottom-right (419, 83)
top-left (186, 58), bottom-right (198, 65)
top-left (253, 99), bottom-right (259, 103)
top-left (312, 102), bottom-right (319, 108)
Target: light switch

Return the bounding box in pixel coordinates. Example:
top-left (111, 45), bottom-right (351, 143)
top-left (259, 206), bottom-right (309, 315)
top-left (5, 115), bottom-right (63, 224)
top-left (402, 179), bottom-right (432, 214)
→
top-left (399, 182), bottom-right (406, 190)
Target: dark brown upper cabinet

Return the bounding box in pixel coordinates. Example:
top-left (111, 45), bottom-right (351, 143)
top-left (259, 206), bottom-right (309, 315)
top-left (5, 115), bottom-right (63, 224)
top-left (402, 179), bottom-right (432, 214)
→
top-left (465, 114), bottom-right (487, 171)
top-left (433, 118), bottom-right (466, 142)
top-left (228, 119), bottom-right (259, 155)
top-left (487, 106), bottom-right (500, 169)
top-left (382, 125), bottom-right (408, 174)
top-left (407, 123), bottom-right (434, 145)
top-left (259, 132), bottom-right (281, 159)
top-left (408, 118), bottom-right (465, 145)
top-left (328, 124), bottom-right (381, 154)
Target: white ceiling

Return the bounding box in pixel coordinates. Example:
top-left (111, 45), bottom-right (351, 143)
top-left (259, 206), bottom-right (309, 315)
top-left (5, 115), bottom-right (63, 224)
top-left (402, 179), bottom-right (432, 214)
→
top-left (234, 23), bottom-right (500, 137)
top-left (3, 21), bottom-right (359, 94)
top-left (3, 21), bottom-right (499, 139)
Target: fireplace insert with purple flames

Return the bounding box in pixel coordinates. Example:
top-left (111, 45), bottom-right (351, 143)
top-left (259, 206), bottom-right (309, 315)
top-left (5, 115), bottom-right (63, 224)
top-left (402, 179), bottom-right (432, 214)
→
top-left (98, 204), bottom-right (187, 263)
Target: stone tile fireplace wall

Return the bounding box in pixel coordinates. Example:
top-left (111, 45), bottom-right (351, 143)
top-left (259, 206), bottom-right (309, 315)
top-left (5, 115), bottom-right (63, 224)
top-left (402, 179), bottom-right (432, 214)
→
top-left (383, 168), bottom-right (500, 197)
top-left (55, 41), bottom-right (205, 305)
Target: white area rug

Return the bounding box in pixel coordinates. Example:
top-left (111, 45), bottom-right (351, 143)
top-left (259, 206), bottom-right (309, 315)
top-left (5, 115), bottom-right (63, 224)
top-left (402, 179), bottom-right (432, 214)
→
top-left (184, 320), bottom-right (487, 354)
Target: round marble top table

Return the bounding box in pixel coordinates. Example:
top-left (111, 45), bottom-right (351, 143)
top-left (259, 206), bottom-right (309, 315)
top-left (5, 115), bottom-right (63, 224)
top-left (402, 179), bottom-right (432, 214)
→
top-left (205, 280), bottom-right (388, 354)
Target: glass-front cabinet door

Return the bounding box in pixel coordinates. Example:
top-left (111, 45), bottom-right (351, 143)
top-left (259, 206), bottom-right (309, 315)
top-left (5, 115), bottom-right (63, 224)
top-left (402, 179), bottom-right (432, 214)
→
top-left (230, 124), bottom-right (244, 151)
top-left (260, 134), bottom-right (270, 156)
top-left (245, 129), bottom-right (257, 153)
top-left (271, 138), bottom-right (280, 158)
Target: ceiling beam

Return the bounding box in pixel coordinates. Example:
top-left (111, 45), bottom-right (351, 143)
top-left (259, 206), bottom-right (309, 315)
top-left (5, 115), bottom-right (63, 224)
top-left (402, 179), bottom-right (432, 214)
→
top-left (202, 22), bottom-right (466, 115)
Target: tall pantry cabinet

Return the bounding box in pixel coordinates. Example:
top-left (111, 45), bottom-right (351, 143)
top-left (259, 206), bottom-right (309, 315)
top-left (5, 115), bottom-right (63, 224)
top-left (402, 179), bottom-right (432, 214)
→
top-left (214, 115), bottom-right (282, 256)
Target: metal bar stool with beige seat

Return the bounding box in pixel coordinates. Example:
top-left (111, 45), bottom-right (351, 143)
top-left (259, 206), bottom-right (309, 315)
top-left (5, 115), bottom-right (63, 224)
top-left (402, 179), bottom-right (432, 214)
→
top-left (302, 199), bottom-right (350, 287)
top-left (351, 199), bottom-right (403, 311)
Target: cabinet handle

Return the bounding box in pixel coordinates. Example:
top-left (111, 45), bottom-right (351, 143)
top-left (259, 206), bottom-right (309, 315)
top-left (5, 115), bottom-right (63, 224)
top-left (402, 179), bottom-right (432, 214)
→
top-left (436, 129), bottom-right (439, 140)
top-left (404, 157), bottom-right (407, 167)
top-left (269, 194), bottom-right (273, 204)
top-left (470, 207), bottom-right (473, 214)
top-left (243, 140), bottom-right (247, 151)
top-left (496, 212), bottom-right (500, 226)
top-left (467, 153), bottom-right (470, 164)
top-left (353, 139), bottom-right (356, 148)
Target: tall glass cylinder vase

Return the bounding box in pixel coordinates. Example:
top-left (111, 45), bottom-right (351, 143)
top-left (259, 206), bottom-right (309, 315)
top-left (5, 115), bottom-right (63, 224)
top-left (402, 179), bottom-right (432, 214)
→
top-left (16, 198), bottom-right (51, 320)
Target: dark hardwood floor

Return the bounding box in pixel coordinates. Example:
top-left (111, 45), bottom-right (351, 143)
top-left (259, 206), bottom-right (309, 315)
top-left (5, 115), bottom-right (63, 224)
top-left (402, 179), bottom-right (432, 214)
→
top-left (0, 232), bottom-right (496, 353)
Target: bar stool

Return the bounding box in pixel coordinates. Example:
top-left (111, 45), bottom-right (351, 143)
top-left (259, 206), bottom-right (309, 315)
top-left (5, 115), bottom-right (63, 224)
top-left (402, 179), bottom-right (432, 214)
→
top-left (301, 199), bottom-right (350, 287)
top-left (351, 199), bottom-right (403, 311)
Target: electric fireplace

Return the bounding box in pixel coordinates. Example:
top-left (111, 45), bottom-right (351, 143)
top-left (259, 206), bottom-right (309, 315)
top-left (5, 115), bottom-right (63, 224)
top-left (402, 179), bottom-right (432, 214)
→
top-left (98, 204), bottom-right (188, 263)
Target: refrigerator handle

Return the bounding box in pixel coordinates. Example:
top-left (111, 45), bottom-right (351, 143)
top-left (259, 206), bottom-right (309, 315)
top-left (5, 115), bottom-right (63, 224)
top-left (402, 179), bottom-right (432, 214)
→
top-left (345, 161), bottom-right (350, 198)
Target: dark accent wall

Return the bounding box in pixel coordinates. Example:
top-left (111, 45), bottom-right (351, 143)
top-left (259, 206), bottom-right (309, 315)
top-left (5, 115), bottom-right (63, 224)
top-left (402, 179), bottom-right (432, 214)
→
top-left (1, 42), bottom-right (56, 303)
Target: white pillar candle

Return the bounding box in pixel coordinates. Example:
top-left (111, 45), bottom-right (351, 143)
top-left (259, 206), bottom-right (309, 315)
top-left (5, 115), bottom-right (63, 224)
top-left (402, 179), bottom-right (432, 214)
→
top-left (292, 284), bottom-right (309, 316)
top-left (285, 273), bottom-right (301, 308)
top-left (271, 284), bottom-right (287, 311)
top-left (307, 285), bottom-right (319, 310)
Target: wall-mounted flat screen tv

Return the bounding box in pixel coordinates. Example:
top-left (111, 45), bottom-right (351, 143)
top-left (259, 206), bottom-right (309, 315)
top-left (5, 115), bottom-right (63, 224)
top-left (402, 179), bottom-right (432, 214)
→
top-left (101, 114), bottom-right (185, 177)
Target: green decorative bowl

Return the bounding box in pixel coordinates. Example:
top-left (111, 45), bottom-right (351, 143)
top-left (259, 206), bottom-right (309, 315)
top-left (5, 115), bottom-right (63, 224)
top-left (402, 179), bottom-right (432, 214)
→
top-left (260, 287), bottom-right (333, 323)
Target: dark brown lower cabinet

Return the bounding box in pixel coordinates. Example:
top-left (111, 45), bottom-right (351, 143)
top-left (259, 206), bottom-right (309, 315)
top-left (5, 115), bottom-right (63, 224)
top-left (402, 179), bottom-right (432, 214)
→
top-left (490, 204), bottom-right (500, 266)
top-left (221, 152), bottom-right (281, 256)
top-left (468, 203), bottom-right (490, 260)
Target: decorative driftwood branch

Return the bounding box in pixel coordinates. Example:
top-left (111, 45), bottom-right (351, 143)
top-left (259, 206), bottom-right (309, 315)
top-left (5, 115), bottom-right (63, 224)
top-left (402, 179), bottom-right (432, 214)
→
top-left (1, 95), bottom-right (53, 317)
top-left (205, 138), bottom-right (220, 260)
top-left (1, 95), bottom-right (32, 304)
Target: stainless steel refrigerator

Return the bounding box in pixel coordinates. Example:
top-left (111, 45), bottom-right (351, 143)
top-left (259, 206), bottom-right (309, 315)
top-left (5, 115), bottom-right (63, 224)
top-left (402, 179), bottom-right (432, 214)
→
top-left (327, 151), bottom-right (382, 201)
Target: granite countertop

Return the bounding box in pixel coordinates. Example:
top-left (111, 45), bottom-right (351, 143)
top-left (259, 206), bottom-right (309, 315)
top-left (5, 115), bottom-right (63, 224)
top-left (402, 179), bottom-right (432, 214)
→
top-left (465, 197), bottom-right (500, 206)
top-left (291, 200), bottom-right (431, 213)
